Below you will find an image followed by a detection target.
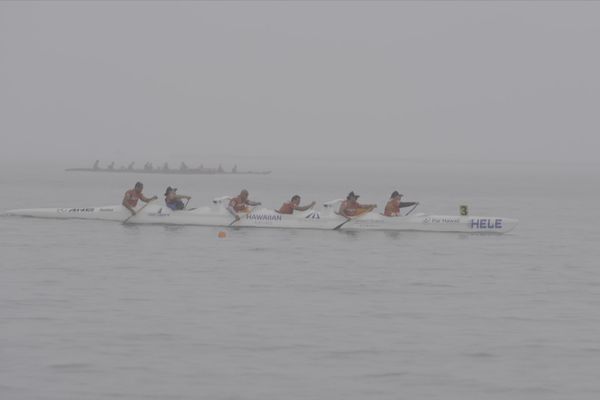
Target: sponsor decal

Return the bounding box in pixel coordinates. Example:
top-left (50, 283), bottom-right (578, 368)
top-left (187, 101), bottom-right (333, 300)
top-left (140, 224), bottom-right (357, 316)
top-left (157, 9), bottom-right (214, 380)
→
top-left (434, 217), bottom-right (460, 224)
top-left (99, 208), bottom-right (114, 212)
top-left (149, 207), bottom-right (170, 217)
top-left (470, 218), bottom-right (503, 229)
top-left (305, 211), bottom-right (320, 220)
top-left (59, 208), bottom-right (95, 213)
top-left (423, 217), bottom-right (459, 224)
top-left (246, 213), bottom-right (282, 222)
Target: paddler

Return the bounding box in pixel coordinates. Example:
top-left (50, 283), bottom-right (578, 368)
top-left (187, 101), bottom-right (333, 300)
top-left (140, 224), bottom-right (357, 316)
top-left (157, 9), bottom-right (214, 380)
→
top-left (164, 186), bottom-right (191, 210)
top-left (227, 189), bottom-right (261, 222)
top-left (338, 191), bottom-right (376, 218)
top-left (383, 191), bottom-right (419, 217)
top-left (277, 195), bottom-right (316, 214)
top-left (122, 182), bottom-right (157, 216)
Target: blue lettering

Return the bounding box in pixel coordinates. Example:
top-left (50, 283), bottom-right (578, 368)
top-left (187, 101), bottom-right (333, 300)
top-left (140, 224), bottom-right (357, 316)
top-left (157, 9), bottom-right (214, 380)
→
top-left (471, 218), bottom-right (503, 230)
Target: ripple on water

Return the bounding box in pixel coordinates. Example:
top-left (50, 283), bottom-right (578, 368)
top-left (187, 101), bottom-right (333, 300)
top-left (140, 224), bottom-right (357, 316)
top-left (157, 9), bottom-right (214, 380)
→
top-left (48, 363), bottom-right (96, 372)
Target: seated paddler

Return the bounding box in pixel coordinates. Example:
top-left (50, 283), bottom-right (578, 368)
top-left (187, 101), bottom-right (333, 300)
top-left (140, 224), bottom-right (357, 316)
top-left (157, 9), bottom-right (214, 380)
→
top-left (227, 189), bottom-right (261, 222)
top-left (122, 181), bottom-right (157, 216)
top-left (164, 186), bottom-right (191, 210)
top-left (338, 191), bottom-right (376, 218)
top-left (383, 191), bottom-right (418, 217)
top-left (277, 195), bottom-right (316, 214)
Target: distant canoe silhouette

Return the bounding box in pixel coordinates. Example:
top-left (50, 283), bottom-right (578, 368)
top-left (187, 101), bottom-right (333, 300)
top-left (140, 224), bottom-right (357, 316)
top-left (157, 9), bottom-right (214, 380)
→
top-left (66, 161), bottom-right (271, 175)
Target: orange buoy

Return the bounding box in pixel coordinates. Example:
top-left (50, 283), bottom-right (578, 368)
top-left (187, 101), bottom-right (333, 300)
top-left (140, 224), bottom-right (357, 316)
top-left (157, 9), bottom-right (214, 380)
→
top-left (218, 231), bottom-right (227, 238)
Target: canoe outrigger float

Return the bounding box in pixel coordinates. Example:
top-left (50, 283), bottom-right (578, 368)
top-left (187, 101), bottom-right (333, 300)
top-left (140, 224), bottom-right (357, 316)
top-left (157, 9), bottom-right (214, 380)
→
top-left (4, 198), bottom-right (518, 233)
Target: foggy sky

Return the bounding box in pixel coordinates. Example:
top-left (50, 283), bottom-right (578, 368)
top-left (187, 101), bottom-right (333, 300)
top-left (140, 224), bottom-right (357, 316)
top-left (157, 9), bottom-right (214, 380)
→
top-left (1, 1), bottom-right (599, 166)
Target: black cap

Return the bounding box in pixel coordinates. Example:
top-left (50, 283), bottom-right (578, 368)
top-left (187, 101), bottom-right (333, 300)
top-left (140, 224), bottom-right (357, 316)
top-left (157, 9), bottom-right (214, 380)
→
top-left (347, 191), bottom-right (360, 199)
top-left (164, 186), bottom-right (177, 196)
top-left (391, 191), bottom-right (403, 198)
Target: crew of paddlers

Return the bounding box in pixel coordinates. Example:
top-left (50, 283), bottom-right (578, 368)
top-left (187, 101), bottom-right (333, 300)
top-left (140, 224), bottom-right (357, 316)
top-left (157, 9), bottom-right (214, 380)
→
top-left (122, 182), bottom-right (419, 219)
top-left (92, 160), bottom-right (231, 173)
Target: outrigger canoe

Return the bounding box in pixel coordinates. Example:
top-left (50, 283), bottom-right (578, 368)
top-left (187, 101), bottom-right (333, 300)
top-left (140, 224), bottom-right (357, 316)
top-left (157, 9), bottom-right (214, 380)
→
top-left (4, 198), bottom-right (518, 233)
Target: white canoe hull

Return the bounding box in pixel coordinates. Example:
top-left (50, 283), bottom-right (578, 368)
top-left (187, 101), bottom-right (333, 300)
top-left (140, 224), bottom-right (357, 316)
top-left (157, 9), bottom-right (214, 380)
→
top-left (4, 204), bottom-right (518, 233)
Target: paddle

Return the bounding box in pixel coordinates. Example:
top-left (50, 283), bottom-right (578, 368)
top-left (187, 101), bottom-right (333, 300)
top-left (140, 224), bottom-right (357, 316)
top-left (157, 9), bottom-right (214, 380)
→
top-left (333, 217), bottom-right (352, 230)
top-left (228, 217), bottom-right (240, 226)
top-left (333, 205), bottom-right (376, 230)
top-left (123, 199), bottom-right (155, 224)
top-left (404, 202), bottom-right (419, 216)
top-left (228, 206), bottom-right (254, 226)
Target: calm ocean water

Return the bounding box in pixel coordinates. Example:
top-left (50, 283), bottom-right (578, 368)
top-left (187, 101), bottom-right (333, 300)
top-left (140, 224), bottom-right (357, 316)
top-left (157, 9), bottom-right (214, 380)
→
top-left (1, 160), bottom-right (599, 400)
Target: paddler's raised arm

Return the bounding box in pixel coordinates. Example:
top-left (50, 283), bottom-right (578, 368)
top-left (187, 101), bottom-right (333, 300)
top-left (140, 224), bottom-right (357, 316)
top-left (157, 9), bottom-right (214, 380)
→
top-left (295, 201), bottom-right (316, 211)
top-left (140, 194), bottom-right (158, 203)
top-left (358, 202), bottom-right (377, 210)
top-left (246, 199), bottom-right (261, 206)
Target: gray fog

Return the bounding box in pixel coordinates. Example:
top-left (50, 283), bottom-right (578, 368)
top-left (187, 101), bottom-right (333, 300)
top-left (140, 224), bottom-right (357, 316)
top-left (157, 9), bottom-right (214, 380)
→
top-left (4, 3), bottom-right (600, 400)
top-left (1, 1), bottom-right (599, 166)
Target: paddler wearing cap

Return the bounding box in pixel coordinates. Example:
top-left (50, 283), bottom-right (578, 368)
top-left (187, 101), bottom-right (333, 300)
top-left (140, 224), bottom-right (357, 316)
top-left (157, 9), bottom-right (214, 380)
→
top-left (227, 189), bottom-right (262, 222)
top-left (338, 191), bottom-right (376, 218)
top-left (122, 182), bottom-right (158, 216)
top-left (383, 191), bottom-right (419, 217)
top-left (164, 186), bottom-right (191, 210)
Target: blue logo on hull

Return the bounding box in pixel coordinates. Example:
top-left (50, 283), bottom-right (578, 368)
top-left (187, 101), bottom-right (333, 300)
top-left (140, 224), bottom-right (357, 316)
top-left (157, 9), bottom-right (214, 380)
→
top-left (470, 219), bottom-right (503, 229)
